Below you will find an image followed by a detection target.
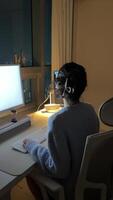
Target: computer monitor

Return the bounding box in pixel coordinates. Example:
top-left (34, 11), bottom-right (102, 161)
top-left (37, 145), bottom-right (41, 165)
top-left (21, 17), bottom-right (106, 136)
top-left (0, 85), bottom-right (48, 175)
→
top-left (0, 64), bottom-right (24, 114)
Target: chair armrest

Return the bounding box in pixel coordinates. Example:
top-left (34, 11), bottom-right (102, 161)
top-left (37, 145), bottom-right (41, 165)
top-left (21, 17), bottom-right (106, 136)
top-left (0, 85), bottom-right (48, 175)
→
top-left (36, 174), bottom-right (64, 192)
top-left (76, 180), bottom-right (107, 200)
top-left (35, 174), bottom-right (65, 200)
top-left (85, 180), bottom-right (107, 190)
top-left (85, 181), bottom-right (107, 200)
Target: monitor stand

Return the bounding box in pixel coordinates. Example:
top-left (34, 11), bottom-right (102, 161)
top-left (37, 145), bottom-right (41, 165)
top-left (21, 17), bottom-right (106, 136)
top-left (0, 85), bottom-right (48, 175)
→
top-left (0, 116), bottom-right (31, 142)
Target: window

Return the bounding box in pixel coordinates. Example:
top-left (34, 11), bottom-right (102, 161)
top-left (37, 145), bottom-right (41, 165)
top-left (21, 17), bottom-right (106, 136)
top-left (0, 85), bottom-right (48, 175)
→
top-left (22, 79), bottom-right (32, 104)
top-left (0, 0), bottom-right (32, 66)
top-left (0, 0), bottom-right (52, 107)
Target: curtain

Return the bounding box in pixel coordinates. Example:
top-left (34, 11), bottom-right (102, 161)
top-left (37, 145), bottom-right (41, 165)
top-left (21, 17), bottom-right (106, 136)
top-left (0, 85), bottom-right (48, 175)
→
top-left (51, 0), bottom-right (74, 73)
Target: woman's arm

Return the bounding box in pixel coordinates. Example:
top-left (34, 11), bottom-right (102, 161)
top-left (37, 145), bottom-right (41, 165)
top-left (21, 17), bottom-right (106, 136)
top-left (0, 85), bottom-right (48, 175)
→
top-left (23, 114), bottom-right (71, 179)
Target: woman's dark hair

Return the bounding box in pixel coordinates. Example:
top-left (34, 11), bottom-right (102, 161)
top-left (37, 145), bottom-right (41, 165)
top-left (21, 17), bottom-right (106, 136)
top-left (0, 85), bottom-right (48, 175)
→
top-left (55, 62), bottom-right (87, 102)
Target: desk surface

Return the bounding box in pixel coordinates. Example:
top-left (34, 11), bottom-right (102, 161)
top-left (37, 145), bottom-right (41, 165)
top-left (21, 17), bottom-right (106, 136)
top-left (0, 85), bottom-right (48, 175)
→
top-left (0, 171), bottom-right (15, 190)
top-left (0, 111), bottom-right (53, 176)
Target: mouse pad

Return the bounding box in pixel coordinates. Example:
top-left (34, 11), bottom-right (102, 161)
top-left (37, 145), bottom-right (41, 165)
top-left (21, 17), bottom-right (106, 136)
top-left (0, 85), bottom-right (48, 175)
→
top-left (0, 146), bottom-right (35, 176)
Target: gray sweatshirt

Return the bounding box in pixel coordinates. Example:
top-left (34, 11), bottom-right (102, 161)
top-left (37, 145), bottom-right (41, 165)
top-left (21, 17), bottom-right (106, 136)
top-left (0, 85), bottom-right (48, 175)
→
top-left (25, 102), bottom-right (99, 200)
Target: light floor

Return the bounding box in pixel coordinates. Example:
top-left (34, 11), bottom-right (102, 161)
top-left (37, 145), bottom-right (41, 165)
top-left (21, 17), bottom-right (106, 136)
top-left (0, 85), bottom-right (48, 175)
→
top-left (11, 178), bottom-right (35, 200)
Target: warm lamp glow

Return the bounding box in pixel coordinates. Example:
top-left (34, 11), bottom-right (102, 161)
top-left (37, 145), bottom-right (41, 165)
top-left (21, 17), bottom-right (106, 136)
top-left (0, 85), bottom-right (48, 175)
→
top-left (44, 103), bottom-right (61, 112)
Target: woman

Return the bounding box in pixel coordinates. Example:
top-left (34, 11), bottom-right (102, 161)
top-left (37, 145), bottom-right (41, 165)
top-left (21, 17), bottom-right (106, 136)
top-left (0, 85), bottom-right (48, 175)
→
top-left (23, 62), bottom-right (99, 200)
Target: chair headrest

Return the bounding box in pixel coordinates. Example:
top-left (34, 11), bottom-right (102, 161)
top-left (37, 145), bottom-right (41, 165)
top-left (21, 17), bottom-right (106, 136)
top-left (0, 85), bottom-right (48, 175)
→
top-left (99, 98), bottom-right (113, 126)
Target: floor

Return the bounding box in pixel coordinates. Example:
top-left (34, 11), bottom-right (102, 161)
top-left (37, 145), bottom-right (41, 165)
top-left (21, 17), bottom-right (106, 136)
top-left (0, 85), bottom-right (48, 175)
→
top-left (11, 178), bottom-right (35, 200)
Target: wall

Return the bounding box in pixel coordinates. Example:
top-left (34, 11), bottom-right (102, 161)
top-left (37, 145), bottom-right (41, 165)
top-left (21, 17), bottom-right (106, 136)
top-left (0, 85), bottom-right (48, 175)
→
top-left (72, 0), bottom-right (113, 117)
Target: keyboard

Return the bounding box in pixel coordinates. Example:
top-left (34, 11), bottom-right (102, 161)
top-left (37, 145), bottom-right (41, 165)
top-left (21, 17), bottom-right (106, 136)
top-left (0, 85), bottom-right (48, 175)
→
top-left (12, 141), bottom-right (28, 153)
top-left (12, 126), bottom-right (47, 153)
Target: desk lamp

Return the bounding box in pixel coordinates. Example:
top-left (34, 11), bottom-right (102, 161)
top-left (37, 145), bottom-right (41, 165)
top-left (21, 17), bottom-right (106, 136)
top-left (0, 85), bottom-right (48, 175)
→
top-left (37, 82), bottom-right (61, 112)
top-left (44, 85), bottom-right (61, 112)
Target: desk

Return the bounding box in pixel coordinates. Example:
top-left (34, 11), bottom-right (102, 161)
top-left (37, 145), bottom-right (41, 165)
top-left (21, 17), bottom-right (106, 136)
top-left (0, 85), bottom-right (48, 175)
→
top-left (0, 110), bottom-right (54, 199)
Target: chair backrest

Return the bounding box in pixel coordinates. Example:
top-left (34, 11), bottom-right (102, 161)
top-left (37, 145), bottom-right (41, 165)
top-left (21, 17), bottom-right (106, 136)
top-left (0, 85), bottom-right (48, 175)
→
top-left (99, 98), bottom-right (113, 126)
top-left (75, 130), bottom-right (113, 199)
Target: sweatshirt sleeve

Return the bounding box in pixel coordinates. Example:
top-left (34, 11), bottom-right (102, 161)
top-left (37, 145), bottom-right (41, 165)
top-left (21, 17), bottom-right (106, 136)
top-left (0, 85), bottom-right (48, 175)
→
top-left (25, 114), bottom-right (71, 179)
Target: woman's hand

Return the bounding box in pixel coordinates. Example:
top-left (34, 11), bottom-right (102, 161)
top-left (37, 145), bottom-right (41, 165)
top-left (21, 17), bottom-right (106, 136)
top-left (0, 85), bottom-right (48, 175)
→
top-left (23, 138), bottom-right (32, 148)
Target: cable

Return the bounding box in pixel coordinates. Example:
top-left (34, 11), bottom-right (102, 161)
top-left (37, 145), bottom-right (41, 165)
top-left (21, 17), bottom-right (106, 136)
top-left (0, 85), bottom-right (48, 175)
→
top-left (37, 95), bottom-right (50, 111)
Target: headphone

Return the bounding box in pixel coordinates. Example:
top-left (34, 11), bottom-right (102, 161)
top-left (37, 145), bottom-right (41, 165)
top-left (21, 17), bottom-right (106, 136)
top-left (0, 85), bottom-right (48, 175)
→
top-left (62, 78), bottom-right (75, 97)
top-left (54, 70), bottom-right (75, 98)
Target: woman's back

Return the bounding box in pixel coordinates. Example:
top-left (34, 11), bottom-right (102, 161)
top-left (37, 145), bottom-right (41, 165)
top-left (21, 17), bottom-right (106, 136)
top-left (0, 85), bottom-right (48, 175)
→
top-left (48, 102), bottom-right (99, 200)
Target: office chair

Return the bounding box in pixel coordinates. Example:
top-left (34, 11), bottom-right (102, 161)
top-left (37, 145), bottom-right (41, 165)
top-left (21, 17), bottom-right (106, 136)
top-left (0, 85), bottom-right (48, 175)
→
top-left (99, 97), bottom-right (113, 126)
top-left (33, 130), bottom-right (113, 200)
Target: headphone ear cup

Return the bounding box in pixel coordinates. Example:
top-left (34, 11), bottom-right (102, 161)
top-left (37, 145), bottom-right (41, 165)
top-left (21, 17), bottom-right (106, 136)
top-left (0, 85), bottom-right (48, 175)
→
top-left (66, 87), bottom-right (75, 94)
top-left (66, 87), bottom-right (71, 93)
top-left (64, 78), bottom-right (75, 95)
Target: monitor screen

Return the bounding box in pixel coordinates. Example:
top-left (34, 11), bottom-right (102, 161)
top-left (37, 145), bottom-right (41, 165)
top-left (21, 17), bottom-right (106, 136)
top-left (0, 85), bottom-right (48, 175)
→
top-left (0, 65), bottom-right (24, 112)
